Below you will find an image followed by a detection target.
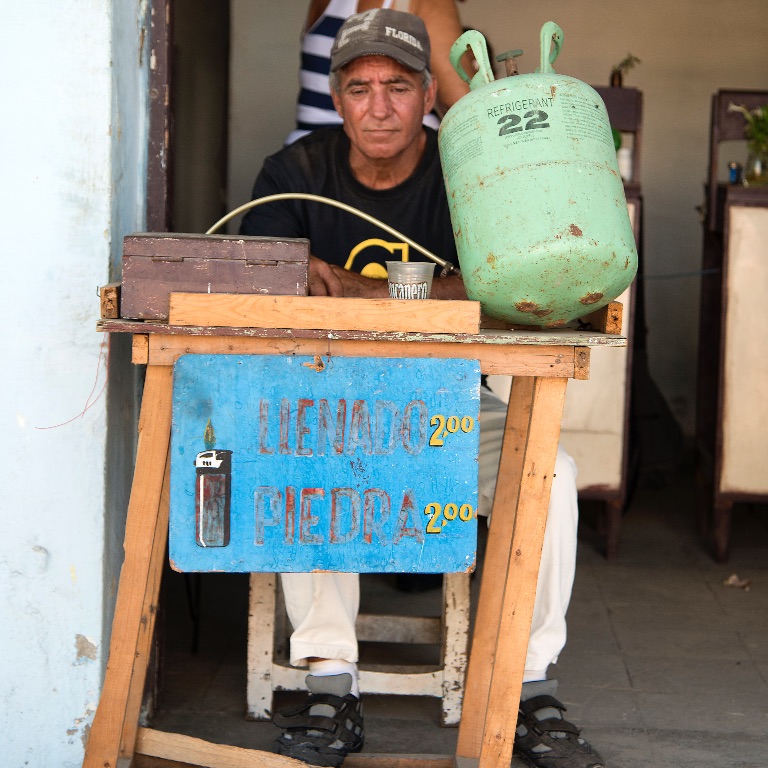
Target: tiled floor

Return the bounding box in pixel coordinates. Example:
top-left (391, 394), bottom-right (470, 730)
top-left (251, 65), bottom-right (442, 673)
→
top-left (143, 466), bottom-right (768, 767)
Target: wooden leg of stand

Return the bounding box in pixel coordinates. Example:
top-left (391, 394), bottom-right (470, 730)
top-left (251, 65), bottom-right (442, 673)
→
top-left (479, 377), bottom-right (567, 768)
top-left (456, 377), bottom-right (535, 761)
top-left (84, 365), bottom-right (174, 768)
top-left (456, 377), bottom-right (568, 768)
top-left (120, 452), bottom-right (171, 757)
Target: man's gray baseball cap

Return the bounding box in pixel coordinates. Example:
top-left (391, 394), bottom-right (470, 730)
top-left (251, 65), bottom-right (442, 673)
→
top-left (330, 9), bottom-right (431, 73)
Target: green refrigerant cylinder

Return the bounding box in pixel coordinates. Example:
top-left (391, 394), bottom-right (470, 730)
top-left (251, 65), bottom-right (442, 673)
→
top-left (438, 23), bottom-right (638, 327)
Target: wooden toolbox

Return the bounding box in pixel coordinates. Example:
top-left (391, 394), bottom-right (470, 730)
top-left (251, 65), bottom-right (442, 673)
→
top-left (120, 233), bottom-right (309, 320)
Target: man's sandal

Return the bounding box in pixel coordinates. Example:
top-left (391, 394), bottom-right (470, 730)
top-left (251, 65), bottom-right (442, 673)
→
top-left (274, 674), bottom-right (364, 767)
top-left (515, 684), bottom-right (605, 768)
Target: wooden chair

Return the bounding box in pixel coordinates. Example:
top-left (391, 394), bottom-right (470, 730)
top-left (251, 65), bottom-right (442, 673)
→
top-left (696, 89), bottom-right (768, 561)
top-left (246, 571), bottom-right (471, 726)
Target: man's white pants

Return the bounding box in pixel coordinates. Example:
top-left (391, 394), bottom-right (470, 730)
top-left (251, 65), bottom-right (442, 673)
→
top-left (281, 387), bottom-right (578, 683)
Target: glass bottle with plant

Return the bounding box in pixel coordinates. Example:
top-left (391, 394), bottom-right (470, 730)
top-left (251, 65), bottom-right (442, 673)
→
top-left (728, 102), bottom-right (768, 186)
top-left (610, 53), bottom-right (641, 87)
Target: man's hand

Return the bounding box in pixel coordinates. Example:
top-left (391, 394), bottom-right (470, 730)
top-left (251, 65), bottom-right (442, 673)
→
top-left (308, 255), bottom-right (468, 301)
top-left (308, 255), bottom-right (345, 296)
top-left (328, 265), bottom-right (390, 298)
top-left (308, 256), bottom-right (390, 298)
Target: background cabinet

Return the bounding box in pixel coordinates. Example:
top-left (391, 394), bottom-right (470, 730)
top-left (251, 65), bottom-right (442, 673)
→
top-left (696, 89), bottom-right (768, 561)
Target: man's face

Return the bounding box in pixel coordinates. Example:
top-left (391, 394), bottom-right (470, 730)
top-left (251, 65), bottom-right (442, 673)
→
top-left (331, 56), bottom-right (436, 163)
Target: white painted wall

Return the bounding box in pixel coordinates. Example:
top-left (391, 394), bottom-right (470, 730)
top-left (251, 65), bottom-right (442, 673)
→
top-left (228, 0), bottom-right (768, 434)
top-left (0, 1), bottom-right (148, 765)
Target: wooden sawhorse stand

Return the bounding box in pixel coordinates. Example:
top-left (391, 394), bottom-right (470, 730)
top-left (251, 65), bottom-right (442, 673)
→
top-left (85, 297), bottom-right (624, 768)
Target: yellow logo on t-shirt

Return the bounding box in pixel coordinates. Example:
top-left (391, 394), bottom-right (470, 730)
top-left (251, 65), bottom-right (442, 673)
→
top-left (345, 239), bottom-right (410, 277)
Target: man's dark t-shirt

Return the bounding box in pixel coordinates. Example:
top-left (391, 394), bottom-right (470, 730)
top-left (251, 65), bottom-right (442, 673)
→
top-left (239, 127), bottom-right (458, 278)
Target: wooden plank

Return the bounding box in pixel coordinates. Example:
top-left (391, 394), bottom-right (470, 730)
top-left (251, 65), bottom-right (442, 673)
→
top-left (168, 294), bottom-right (481, 334)
top-left (123, 233), bottom-right (311, 261)
top-left (101, 282), bottom-right (121, 319)
top-left (120, 455), bottom-right (171, 758)
top-left (145, 334), bottom-right (578, 378)
top-left (573, 347), bottom-right (590, 380)
top-left (578, 301), bottom-right (623, 335)
top-left (135, 728), bottom-right (305, 767)
top-left (134, 756), bottom-right (455, 768)
top-left (481, 302), bottom-right (623, 335)
top-left (135, 729), bottom-right (453, 768)
top-left (98, 318), bottom-right (628, 349)
top-left (135, 756), bottom-right (192, 768)
top-left (83, 366), bottom-right (174, 768)
top-left (270, 661), bottom-right (445, 696)
top-left (122, 235), bottom-right (310, 320)
top-left (146, 0), bottom-right (172, 232)
top-left (122, 248), bottom-right (309, 321)
top-left (345, 756), bottom-right (454, 768)
top-left (246, 573), bottom-right (277, 721)
top-left (133, 334), bottom-right (150, 365)
top-left (441, 571), bottom-right (471, 726)
top-left (456, 377), bottom-right (536, 760)
top-left (479, 377), bottom-right (568, 768)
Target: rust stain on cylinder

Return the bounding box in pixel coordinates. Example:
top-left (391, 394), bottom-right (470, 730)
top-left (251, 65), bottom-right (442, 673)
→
top-left (569, 224), bottom-right (583, 237)
top-left (580, 292), bottom-right (604, 305)
top-left (515, 300), bottom-right (552, 318)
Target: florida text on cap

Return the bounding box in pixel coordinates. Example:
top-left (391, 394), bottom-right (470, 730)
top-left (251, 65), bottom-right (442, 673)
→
top-left (330, 8), bottom-right (431, 73)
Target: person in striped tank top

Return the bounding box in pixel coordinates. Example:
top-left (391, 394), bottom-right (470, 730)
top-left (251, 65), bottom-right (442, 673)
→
top-left (287, 0), bottom-right (468, 144)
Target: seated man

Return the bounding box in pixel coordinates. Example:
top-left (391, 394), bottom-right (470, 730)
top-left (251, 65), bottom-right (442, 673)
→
top-left (240, 9), bottom-right (605, 768)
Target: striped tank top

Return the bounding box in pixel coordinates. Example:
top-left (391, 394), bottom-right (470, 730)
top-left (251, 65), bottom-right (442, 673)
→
top-left (287, 0), bottom-right (439, 145)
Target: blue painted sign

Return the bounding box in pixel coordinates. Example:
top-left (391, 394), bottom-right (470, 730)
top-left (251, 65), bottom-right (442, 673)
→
top-left (169, 355), bottom-right (479, 573)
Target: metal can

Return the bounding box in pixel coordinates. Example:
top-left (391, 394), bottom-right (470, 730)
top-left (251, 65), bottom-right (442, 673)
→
top-left (195, 449), bottom-right (232, 547)
top-left (438, 24), bottom-right (638, 326)
top-left (728, 161), bottom-right (743, 185)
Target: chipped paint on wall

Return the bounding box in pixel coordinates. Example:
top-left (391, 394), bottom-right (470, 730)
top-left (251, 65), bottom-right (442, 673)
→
top-left (75, 634), bottom-right (98, 663)
top-left (66, 703), bottom-right (96, 748)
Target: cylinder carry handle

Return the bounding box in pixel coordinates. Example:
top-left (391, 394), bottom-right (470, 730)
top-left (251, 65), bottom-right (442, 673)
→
top-left (537, 21), bottom-right (564, 74)
top-left (449, 29), bottom-right (494, 89)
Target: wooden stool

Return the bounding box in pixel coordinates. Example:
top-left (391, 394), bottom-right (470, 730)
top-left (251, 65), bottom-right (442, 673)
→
top-left (247, 571), bottom-right (471, 725)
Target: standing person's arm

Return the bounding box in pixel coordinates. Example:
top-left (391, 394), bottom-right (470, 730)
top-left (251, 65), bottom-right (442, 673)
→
top-left (411, 0), bottom-right (469, 115)
top-left (303, 0), bottom-right (329, 32)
